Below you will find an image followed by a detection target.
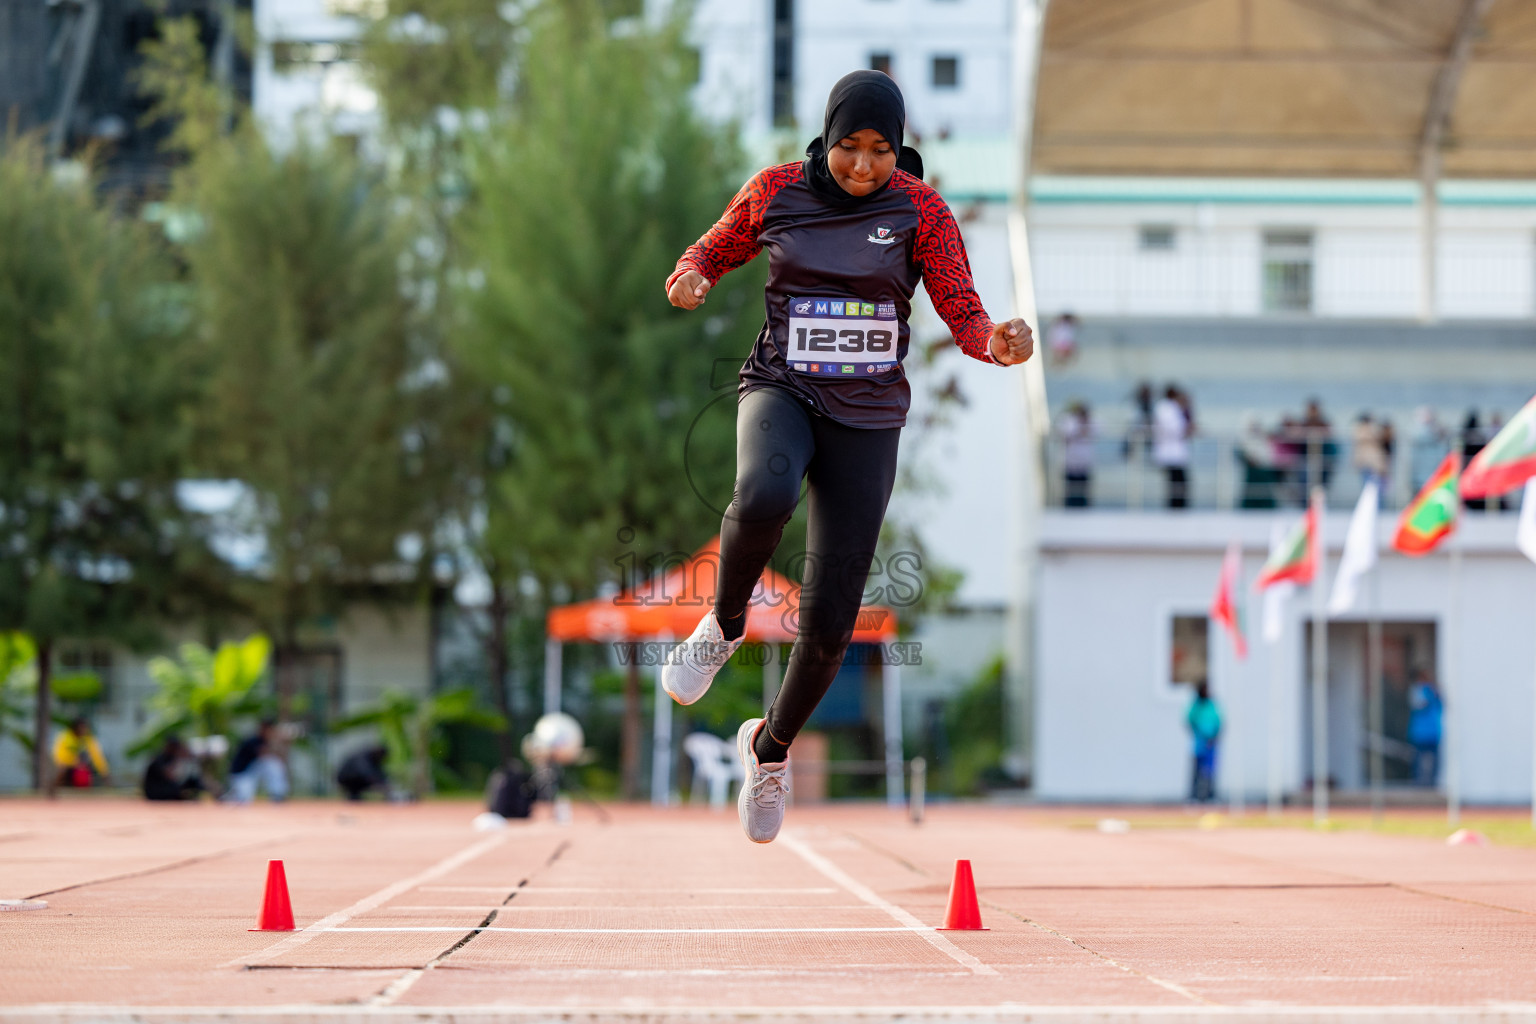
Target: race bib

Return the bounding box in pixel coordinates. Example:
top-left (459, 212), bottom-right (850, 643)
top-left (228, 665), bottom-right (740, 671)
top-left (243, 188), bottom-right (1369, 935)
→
top-left (785, 297), bottom-right (899, 378)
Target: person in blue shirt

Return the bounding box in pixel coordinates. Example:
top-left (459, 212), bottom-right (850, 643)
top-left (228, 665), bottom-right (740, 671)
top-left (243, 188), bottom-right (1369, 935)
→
top-left (1187, 682), bottom-right (1222, 803)
top-left (1407, 669), bottom-right (1443, 787)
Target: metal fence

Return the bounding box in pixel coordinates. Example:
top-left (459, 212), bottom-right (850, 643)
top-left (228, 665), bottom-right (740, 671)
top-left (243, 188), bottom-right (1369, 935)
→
top-left (1042, 432), bottom-right (1512, 513)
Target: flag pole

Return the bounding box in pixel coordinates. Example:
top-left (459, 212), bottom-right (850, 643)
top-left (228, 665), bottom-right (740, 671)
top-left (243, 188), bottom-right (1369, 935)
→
top-left (1227, 619), bottom-right (1244, 817)
top-left (1311, 485), bottom-right (1329, 826)
top-left (1369, 567), bottom-right (1385, 826)
top-left (1268, 630), bottom-right (1282, 818)
top-left (1447, 531), bottom-right (1462, 828)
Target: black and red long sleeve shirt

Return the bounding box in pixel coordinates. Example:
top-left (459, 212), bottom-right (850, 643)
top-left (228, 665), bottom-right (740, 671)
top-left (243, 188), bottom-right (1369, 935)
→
top-left (668, 162), bottom-right (1001, 429)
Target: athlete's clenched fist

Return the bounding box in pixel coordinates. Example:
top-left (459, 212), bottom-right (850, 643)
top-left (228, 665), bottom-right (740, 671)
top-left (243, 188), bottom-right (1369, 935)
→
top-left (668, 271), bottom-right (712, 310)
top-left (988, 318), bottom-right (1034, 365)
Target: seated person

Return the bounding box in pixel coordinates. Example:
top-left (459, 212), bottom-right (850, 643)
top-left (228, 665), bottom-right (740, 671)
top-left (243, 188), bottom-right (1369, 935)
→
top-left (335, 744), bottom-right (390, 801)
top-left (143, 737), bottom-right (206, 801)
top-left (54, 717), bottom-right (109, 788)
top-left (226, 720), bottom-right (289, 804)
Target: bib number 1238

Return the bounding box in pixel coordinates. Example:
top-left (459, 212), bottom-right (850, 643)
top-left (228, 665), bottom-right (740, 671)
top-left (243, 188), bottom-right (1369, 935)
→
top-left (786, 297), bottom-right (900, 378)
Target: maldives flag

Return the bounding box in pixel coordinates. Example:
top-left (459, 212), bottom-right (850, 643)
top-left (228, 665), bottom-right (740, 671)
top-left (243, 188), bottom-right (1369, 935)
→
top-left (1210, 540), bottom-right (1247, 659)
top-left (1392, 452), bottom-right (1460, 556)
top-left (1256, 505), bottom-right (1317, 589)
top-left (1461, 393), bottom-right (1536, 499)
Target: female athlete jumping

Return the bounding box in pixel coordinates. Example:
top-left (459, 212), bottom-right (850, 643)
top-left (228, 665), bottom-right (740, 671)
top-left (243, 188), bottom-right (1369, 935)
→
top-left (662, 71), bottom-right (1032, 843)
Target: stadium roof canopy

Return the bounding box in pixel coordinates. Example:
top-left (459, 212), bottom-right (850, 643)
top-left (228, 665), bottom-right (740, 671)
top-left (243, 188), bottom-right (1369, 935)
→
top-left (1033, 0), bottom-right (1536, 178)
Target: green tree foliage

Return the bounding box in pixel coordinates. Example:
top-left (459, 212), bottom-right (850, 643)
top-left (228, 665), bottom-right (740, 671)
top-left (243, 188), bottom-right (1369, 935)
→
top-left (0, 137), bottom-right (204, 791)
top-left (130, 634), bottom-right (273, 779)
top-left (457, 2), bottom-right (766, 595)
top-left (942, 655), bottom-right (1007, 796)
top-left (333, 687), bottom-right (506, 797)
top-left (137, 22), bottom-right (456, 690)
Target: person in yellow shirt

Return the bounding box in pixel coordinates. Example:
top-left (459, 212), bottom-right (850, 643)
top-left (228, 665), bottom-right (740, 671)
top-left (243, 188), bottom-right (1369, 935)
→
top-left (54, 717), bottom-right (109, 787)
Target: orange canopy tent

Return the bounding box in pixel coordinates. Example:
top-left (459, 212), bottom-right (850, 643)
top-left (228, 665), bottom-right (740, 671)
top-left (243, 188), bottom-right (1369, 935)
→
top-left (542, 538), bottom-right (906, 806)
top-left (545, 536), bottom-right (898, 645)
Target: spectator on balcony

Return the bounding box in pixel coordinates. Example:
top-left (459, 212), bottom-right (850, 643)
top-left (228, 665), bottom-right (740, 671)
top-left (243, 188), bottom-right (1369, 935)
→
top-left (1058, 400), bottom-right (1094, 507)
top-left (1352, 413), bottom-right (1389, 491)
top-left (1238, 414), bottom-right (1281, 509)
top-left (1046, 312), bottom-right (1079, 365)
top-left (1410, 407), bottom-right (1447, 494)
top-left (1462, 411), bottom-right (1488, 511)
top-left (1152, 385), bottom-right (1191, 508)
top-left (1297, 399), bottom-right (1336, 495)
top-left (1124, 381), bottom-right (1154, 462)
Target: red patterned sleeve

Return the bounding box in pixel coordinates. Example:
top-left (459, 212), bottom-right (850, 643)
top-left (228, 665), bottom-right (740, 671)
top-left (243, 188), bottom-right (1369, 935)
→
top-left (667, 163), bottom-right (800, 294)
top-left (898, 172), bottom-right (1000, 365)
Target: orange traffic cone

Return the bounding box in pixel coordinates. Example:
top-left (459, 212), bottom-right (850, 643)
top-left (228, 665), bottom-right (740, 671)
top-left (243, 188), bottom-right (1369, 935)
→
top-left (936, 858), bottom-right (988, 931)
top-left (249, 859), bottom-right (295, 931)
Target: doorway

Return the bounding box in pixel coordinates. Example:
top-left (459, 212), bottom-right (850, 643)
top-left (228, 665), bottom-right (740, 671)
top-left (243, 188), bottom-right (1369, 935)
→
top-left (1303, 620), bottom-right (1438, 791)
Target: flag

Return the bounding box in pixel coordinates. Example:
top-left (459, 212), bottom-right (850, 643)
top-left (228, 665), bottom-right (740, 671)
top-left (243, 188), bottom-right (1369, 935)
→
top-left (1461, 392), bottom-right (1536, 499)
top-left (1519, 479), bottom-right (1536, 566)
top-left (1262, 581), bottom-right (1293, 644)
top-left (1256, 505), bottom-right (1317, 589)
top-left (1210, 540), bottom-right (1247, 659)
top-left (1260, 524), bottom-right (1293, 644)
top-left (1328, 479), bottom-right (1379, 615)
top-left (1392, 452), bottom-right (1460, 556)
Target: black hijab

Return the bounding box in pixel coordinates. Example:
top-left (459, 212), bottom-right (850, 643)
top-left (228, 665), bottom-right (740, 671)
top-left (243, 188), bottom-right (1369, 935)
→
top-left (803, 70), bottom-right (923, 204)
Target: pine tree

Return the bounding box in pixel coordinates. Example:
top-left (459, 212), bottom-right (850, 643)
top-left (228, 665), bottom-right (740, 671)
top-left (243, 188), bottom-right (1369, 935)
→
top-left (0, 138), bottom-right (205, 792)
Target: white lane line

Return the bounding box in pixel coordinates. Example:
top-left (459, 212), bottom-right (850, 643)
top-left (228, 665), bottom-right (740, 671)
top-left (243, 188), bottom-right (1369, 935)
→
top-left (779, 833), bottom-right (998, 977)
top-left (417, 886), bottom-right (838, 893)
top-left (388, 904), bottom-right (874, 912)
top-left (330, 926), bottom-right (915, 934)
top-left (228, 833), bottom-right (509, 968)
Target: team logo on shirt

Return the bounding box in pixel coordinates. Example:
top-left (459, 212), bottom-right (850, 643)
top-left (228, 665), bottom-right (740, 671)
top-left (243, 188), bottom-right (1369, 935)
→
top-left (867, 221), bottom-right (897, 245)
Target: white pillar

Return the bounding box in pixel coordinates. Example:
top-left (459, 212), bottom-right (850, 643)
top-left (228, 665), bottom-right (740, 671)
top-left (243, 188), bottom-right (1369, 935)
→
top-left (543, 637), bottom-right (562, 716)
top-left (1310, 486), bottom-right (1330, 825)
top-left (651, 633), bottom-right (673, 807)
top-left (882, 656), bottom-right (904, 808)
top-left (1004, 0), bottom-right (1053, 783)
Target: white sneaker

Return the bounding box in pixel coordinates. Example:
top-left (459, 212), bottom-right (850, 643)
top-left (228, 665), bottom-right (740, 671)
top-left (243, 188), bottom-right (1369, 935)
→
top-left (736, 718), bottom-right (789, 844)
top-left (662, 610), bottom-right (745, 706)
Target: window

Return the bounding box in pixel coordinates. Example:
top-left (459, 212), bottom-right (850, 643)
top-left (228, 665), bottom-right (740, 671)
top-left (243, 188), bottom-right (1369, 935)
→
top-left (1139, 225), bottom-right (1176, 251)
top-left (1170, 616), bottom-right (1209, 688)
top-left (931, 56), bottom-right (959, 88)
top-left (772, 0), bottom-right (794, 126)
top-left (870, 52), bottom-right (892, 76)
top-left (1262, 229), bottom-right (1314, 313)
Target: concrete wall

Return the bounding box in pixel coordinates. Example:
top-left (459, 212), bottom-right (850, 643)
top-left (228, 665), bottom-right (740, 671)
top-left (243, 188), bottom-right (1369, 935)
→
top-left (1030, 182), bottom-right (1536, 321)
top-left (1034, 510), bottom-right (1536, 804)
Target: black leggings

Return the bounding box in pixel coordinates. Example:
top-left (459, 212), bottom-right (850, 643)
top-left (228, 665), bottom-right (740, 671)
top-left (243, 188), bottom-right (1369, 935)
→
top-left (715, 387), bottom-right (900, 752)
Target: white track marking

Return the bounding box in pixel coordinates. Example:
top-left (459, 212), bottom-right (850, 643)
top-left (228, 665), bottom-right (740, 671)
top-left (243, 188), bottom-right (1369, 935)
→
top-left (417, 885), bottom-right (838, 893)
top-left (15, 1004), bottom-right (1534, 1020)
top-left (387, 904), bottom-right (872, 912)
top-left (229, 834), bottom-right (509, 968)
top-left (779, 833), bottom-right (998, 977)
top-left (331, 926), bottom-right (915, 934)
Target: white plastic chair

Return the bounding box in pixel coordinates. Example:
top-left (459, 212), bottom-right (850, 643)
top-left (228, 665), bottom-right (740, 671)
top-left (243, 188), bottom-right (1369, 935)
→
top-left (683, 732), bottom-right (743, 810)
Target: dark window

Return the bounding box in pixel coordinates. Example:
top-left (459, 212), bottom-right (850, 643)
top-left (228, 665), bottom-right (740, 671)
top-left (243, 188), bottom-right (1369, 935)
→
top-left (1170, 616), bottom-right (1209, 687)
top-left (1139, 225), bottom-right (1176, 251)
top-left (870, 52), bottom-right (892, 76)
top-left (1262, 229), bottom-right (1314, 313)
top-left (772, 0), bottom-right (794, 126)
top-left (931, 55), bottom-right (959, 88)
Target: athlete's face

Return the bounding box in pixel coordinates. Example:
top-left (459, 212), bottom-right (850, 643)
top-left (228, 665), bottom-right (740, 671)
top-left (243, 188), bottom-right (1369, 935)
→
top-left (827, 129), bottom-right (896, 196)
